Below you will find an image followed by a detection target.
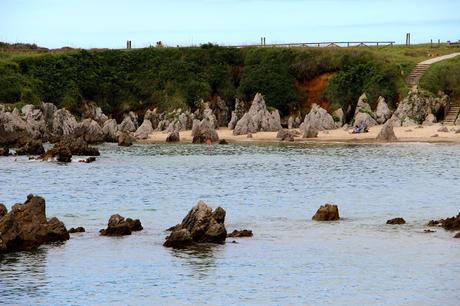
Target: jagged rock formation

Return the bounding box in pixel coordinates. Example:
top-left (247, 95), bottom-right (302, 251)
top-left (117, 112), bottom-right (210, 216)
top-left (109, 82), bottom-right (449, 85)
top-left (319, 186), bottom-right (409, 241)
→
top-left (164, 201), bottom-right (227, 248)
top-left (375, 96), bottom-right (392, 124)
top-left (0, 195), bottom-right (69, 254)
top-left (228, 98), bottom-right (247, 130)
top-left (376, 119), bottom-right (398, 142)
top-left (312, 204), bottom-right (340, 221)
top-left (233, 93), bottom-right (281, 135)
top-left (192, 118), bottom-right (219, 143)
top-left (391, 90), bottom-right (448, 127)
top-left (134, 120), bottom-right (153, 140)
top-left (353, 94), bottom-right (377, 127)
top-left (301, 104), bottom-right (336, 132)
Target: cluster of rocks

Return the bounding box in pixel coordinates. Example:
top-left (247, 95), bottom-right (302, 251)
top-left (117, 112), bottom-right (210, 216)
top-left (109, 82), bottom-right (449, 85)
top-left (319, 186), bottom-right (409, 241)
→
top-left (40, 136), bottom-right (100, 163)
top-left (390, 90), bottom-right (448, 127)
top-left (0, 195), bottom-right (69, 254)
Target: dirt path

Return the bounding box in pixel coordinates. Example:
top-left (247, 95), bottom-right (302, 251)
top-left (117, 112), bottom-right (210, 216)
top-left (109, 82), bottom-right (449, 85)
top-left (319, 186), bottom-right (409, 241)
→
top-left (419, 52), bottom-right (460, 65)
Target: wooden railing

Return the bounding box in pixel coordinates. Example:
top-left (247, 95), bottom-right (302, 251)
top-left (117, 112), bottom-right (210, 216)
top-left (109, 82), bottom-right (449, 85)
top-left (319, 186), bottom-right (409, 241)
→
top-left (230, 41), bottom-right (396, 48)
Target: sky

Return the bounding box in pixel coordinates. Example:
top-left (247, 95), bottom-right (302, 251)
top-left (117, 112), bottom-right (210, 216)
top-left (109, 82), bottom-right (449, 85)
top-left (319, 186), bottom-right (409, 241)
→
top-left (1, 0), bottom-right (459, 49)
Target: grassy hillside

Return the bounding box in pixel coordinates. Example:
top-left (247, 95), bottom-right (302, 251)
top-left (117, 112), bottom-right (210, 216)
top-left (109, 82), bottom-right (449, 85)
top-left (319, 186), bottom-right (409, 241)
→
top-left (1, 42), bottom-right (459, 118)
top-left (419, 56), bottom-right (460, 99)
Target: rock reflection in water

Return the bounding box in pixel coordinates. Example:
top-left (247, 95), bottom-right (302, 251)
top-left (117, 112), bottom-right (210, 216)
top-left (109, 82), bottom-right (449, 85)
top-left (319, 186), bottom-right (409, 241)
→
top-left (169, 244), bottom-right (223, 278)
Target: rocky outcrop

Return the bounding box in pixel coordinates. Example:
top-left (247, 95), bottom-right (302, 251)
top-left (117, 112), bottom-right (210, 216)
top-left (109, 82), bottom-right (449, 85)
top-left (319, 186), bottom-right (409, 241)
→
top-left (15, 140), bottom-right (45, 156)
top-left (0, 147), bottom-right (9, 156)
top-left (288, 115), bottom-right (302, 129)
top-left (0, 203), bottom-right (7, 217)
top-left (428, 213), bottom-right (460, 231)
top-left (144, 109), bottom-right (161, 130)
top-left (164, 201), bottom-right (227, 248)
top-left (376, 120), bottom-right (398, 142)
top-left (353, 94), bottom-right (377, 127)
top-left (134, 120), bottom-right (153, 140)
top-left (233, 93), bottom-right (281, 135)
top-left (100, 214), bottom-right (143, 236)
top-left (102, 119), bottom-right (118, 142)
top-left (423, 113), bottom-right (437, 126)
top-left (302, 123), bottom-right (318, 138)
top-left (332, 109), bottom-right (344, 127)
top-left (0, 109), bottom-right (30, 146)
top-left (375, 96), bottom-right (392, 124)
top-left (276, 129), bottom-right (296, 142)
top-left (166, 131), bottom-right (180, 142)
top-left (227, 229), bottom-right (253, 238)
top-left (192, 118), bottom-right (219, 144)
top-left (82, 102), bottom-right (108, 126)
top-left (117, 132), bottom-right (134, 147)
top-left (312, 204), bottom-right (340, 221)
top-left (211, 97), bottom-right (230, 127)
top-left (228, 99), bottom-right (247, 130)
top-left (52, 109), bottom-right (78, 139)
top-left (22, 105), bottom-right (46, 139)
top-left (392, 90), bottom-right (447, 126)
top-left (386, 218), bottom-right (406, 225)
top-left (41, 136), bottom-right (100, 162)
top-left (74, 118), bottom-right (104, 143)
top-left (0, 195), bottom-right (69, 254)
top-left (302, 104), bottom-right (336, 131)
top-left (118, 115), bottom-right (137, 133)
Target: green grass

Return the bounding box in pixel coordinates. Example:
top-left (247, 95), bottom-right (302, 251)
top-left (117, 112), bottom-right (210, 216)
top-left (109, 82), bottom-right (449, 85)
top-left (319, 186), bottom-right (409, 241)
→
top-left (0, 42), bottom-right (459, 117)
top-left (419, 55), bottom-right (460, 98)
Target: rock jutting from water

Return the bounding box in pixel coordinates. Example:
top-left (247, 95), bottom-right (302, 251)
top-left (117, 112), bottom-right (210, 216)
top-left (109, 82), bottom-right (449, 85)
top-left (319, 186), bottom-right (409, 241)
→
top-left (99, 214), bottom-right (143, 236)
top-left (41, 136), bottom-right (100, 162)
top-left (427, 213), bottom-right (460, 231)
top-left (232, 93), bottom-right (281, 135)
top-left (164, 201), bottom-right (227, 248)
top-left (312, 204), bottom-right (340, 221)
top-left (227, 229), bottom-right (253, 238)
top-left (68, 227), bottom-right (86, 234)
top-left (0, 195), bottom-right (69, 254)
top-left (386, 217), bottom-right (406, 225)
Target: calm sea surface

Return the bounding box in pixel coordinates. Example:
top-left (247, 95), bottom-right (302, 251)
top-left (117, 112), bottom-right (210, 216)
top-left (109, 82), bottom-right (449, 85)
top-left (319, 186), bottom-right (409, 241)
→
top-left (0, 143), bottom-right (459, 305)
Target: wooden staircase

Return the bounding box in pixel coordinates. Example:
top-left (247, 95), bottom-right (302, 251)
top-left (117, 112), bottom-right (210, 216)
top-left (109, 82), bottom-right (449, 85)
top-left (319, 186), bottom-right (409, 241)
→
top-left (444, 100), bottom-right (460, 125)
top-left (406, 63), bottom-right (431, 86)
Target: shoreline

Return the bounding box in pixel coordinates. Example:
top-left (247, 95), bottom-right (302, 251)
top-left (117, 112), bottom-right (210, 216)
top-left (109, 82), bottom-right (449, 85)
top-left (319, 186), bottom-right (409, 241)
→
top-left (137, 125), bottom-right (460, 145)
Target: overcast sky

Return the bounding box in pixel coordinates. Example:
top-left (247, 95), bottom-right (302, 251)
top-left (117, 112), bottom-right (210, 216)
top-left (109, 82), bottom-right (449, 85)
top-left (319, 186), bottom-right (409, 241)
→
top-left (1, 0), bottom-right (459, 49)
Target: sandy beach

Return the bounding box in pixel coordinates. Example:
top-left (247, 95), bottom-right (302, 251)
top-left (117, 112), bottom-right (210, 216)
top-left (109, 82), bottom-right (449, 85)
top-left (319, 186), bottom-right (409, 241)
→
top-left (139, 124), bottom-right (460, 145)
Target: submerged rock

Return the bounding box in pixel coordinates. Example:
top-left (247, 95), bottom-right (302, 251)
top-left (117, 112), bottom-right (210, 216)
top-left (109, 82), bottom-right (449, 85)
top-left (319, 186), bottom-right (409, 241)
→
top-left (164, 201), bottom-right (227, 248)
top-left (386, 218), bottom-right (406, 225)
top-left (0, 195), bottom-right (69, 254)
top-left (312, 204), bottom-right (340, 221)
top-left (78, 156), bottom-right (96, 163)
top-left (454, 232), bottom-right (460, 238)
top-left (227, 229), bottom-right (253, 238)
top-left (100, 214), bottom-right (143, 236)
top-left (68, 227), bottom-right (85, 234)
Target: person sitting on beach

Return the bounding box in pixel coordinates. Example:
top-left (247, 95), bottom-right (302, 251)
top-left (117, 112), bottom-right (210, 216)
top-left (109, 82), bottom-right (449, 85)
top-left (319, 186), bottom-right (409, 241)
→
top-left (352, 122), bottom-right (369, 134)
